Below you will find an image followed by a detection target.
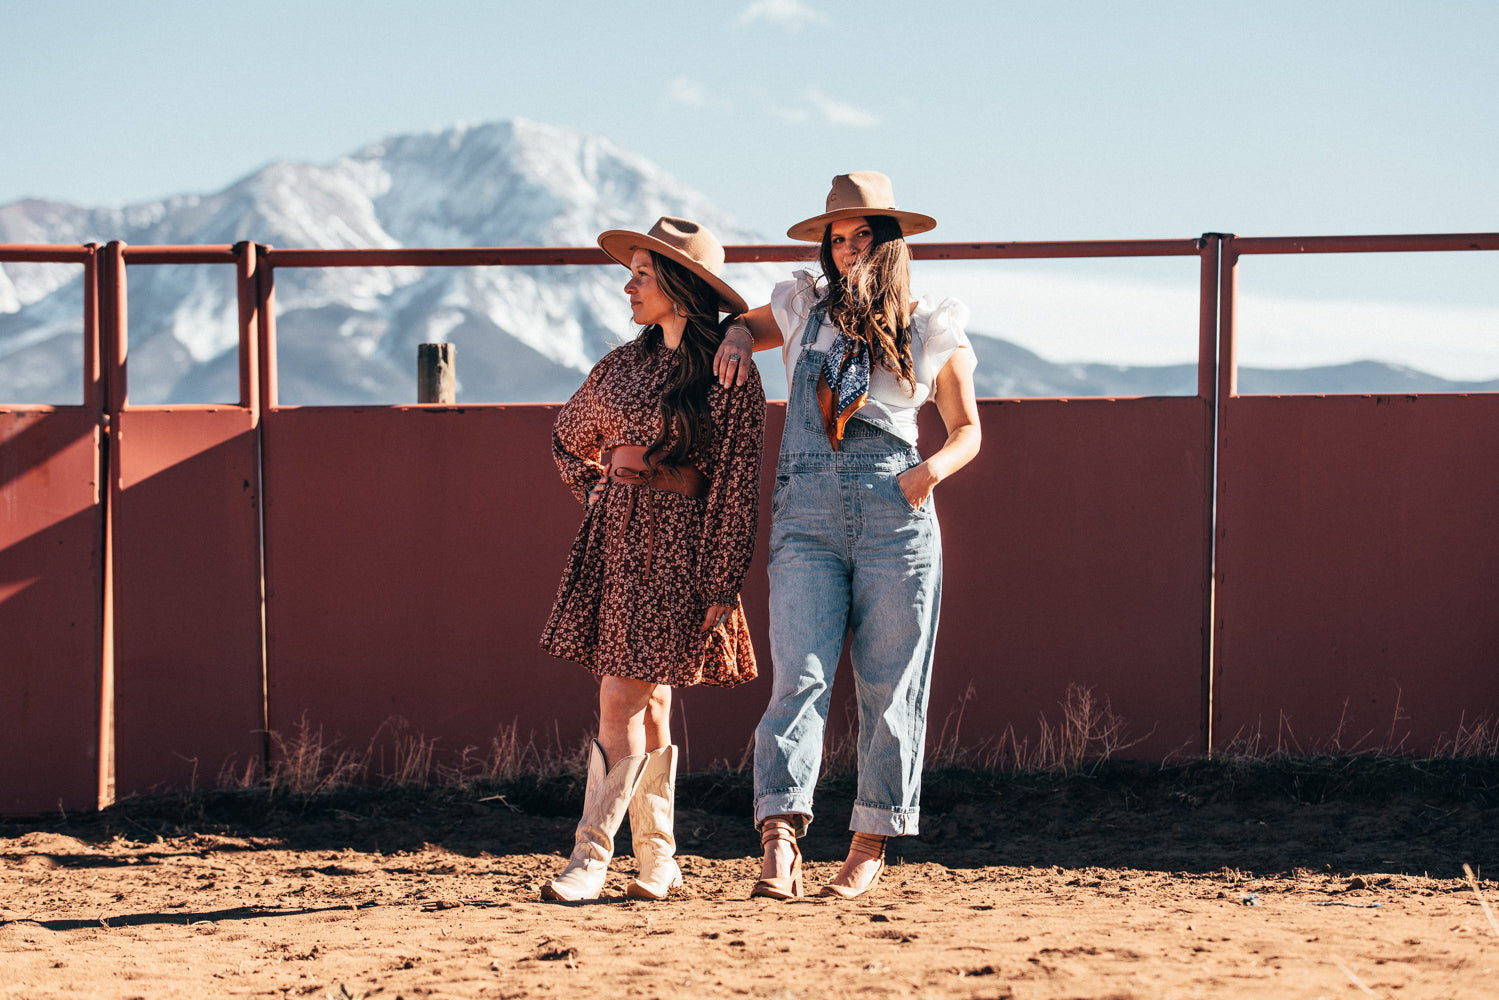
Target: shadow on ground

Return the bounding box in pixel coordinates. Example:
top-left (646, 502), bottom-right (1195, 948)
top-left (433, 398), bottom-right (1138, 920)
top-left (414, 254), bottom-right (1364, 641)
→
top-left (5, 758), bottom-right (1497, 879)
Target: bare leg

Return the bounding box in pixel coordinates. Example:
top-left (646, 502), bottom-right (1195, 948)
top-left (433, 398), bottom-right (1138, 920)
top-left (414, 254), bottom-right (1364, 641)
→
top-left (598, 676), bottom-right (659, 765)
top-left (642, 684), bottom-right (672, 752)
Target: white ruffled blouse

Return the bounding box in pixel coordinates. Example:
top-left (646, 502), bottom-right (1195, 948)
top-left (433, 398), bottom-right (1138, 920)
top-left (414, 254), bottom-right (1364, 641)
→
top-left (769, 270), bottom-right (973, 446)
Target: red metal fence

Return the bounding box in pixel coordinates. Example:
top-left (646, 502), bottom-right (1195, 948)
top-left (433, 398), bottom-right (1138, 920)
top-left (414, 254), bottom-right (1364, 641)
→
top-left (2, 233), bottom-right (1495, 815)
top-left (1212, 234), bottom-right (1499, 755)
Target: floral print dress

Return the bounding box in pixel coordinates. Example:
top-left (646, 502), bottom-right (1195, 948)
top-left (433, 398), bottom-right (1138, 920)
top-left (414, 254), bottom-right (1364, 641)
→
top-left (540, 340), bottom-right (765, 687)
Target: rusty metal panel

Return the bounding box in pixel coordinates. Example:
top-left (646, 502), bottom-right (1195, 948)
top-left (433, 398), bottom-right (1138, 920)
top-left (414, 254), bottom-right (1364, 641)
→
top-left (110, 407), bottom-right (265, 793)
top-left (925, 398), bottom-right (1211, 761)
top-left (261, 405), bottom-right (608, 764)
top-left (0, 408), bottom-right (104, 814)
top-left (1214, 393), bottom-right (1499, 753)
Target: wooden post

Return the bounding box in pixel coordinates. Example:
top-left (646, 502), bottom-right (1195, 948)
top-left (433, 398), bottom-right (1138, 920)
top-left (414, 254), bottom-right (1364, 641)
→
top-left (417, 343), bottom-right (456, 404)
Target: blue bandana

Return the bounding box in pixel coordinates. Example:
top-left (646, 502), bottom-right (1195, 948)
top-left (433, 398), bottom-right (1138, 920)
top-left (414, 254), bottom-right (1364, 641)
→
top-left (816, 327), bottom-right (871, 451)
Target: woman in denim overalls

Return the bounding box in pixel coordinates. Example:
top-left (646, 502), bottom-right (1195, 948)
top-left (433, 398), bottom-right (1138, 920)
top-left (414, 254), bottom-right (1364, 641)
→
top-left (715, 173), bottom-right (982, 898)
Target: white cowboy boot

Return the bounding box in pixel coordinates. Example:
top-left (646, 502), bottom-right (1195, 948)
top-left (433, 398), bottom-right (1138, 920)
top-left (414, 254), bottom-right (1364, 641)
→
top-left (625, 744), bottom-right (683, 900)
top-left (541, 740), bottom-right (647, 901)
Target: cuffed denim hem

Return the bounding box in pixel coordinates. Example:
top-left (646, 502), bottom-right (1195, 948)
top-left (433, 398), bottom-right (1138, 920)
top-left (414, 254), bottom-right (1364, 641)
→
top-left (850, 800), bottom-right (920, 837)
top-left (754, 791), bottom-right (814, 834)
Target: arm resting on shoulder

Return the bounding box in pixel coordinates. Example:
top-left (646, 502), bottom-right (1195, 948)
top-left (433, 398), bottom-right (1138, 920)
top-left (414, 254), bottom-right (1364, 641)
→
top-left (714, 303), bottom-right (786, 386)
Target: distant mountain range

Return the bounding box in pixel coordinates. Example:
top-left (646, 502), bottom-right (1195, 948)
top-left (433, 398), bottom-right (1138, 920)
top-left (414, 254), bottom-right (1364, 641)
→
top-left (965, 336), bottom-right (1499, 397)
top-left (2, 119), bottom-right (1495, 405)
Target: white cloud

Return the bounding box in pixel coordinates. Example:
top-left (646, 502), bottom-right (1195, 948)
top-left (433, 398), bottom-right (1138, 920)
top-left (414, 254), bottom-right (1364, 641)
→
top-left (803, 88), bottom-right (881, 128)
top-left (739, 0), bottom-right (827, 29)
top-left (665, 77), bottom-right (730, 112)
top-left (768, 105), bottom-right (811, 126)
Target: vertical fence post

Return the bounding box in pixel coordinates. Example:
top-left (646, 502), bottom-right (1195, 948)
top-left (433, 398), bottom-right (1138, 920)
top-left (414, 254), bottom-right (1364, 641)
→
top-left (234, 242), bottom-right (272, 772)
top-left (234, 242), bottom-right (261, 412)
top-left (1210, 237), bottom-right (1240, 757)
top-left (1217, 242), bottom-right (1239, 403)
top-left (252, 246), bottom-right (277, 772)
top-left (98, 241), bottom-right (129, 808)
top-left (418, 343), bottom-right (456, 404)
top-left (1196, 234), bottom-right (1223, 755)
top-left (256, 246), bottom-right (278, 412)
top-left (85, 243), bottom-right (109, 808)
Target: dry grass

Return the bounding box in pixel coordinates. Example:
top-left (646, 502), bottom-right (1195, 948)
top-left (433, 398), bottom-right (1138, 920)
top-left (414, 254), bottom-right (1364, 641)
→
top-left (1214, 688), bottom-right (1499, 764)
top-left (207, 686), bottom-right (1499, 801)
top-left (214, 714), bottom-right (577, 798)
top-left (1463, 862), bottom-right (1499, 938)
top-left (927, 682), bottom-right (1146, 776)
top-left (1433, 713), bottom-right (1499, 759)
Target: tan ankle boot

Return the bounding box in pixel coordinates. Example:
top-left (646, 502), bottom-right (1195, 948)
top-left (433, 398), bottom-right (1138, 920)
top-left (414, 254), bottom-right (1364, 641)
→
top-left (541, 740), bottom-right (647, 901)
top-left (625, 745), bottom-right (683, 900)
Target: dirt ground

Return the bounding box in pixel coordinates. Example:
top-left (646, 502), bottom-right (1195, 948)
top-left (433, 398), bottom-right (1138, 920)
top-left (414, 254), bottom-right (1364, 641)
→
top-left (4, 760), bottom-right (1499, 1000)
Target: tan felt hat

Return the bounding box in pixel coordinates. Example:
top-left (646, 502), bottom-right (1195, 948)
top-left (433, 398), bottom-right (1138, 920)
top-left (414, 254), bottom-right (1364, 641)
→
top-left (598, 216), bottom-right (748, 315)
top-left (786, 171), bottom-right (937, 243)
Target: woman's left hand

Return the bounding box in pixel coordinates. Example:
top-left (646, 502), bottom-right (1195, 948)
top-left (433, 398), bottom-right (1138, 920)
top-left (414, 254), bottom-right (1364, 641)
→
top-left (700, 602), bottom-right (735, 633)
top-left (714, 325), bottom-right (754, 387)
top-left (586, 478), bottom-right (608, 509)
top-left (897, 462), bottom-right (939, 509)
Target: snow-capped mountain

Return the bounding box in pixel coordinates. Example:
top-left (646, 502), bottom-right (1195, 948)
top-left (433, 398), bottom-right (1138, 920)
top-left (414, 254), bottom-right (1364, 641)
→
top-left (0, 119), bottom-right (787, 406)
top-left (3, 119), bottom-right (1495, 404)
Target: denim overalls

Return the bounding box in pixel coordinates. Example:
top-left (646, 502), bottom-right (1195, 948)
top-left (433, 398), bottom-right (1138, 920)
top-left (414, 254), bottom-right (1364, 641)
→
top-left (753, 303), bottom-right (942, 837)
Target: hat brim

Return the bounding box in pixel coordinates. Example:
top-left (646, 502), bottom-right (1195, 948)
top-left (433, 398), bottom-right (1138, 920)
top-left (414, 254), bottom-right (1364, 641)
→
top-left (785, 208), bottom-right (938, 243)
top-left (598, 230), bottom-right (749, 315)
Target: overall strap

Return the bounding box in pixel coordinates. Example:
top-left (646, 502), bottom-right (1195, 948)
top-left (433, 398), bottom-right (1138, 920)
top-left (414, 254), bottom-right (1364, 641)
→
top-left (800, 301), bottom-right (827, 349)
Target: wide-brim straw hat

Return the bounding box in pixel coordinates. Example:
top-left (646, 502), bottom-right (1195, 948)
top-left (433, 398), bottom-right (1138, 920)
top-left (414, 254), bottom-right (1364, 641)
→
top-left (598, 216), bottom-right (748, 315)
top-left (786, 170), bottom-right (937, 243)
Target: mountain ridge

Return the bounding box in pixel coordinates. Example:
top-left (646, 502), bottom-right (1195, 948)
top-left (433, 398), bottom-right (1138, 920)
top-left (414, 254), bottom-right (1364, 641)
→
top-left (3, 119), bottom-right (1495, 404)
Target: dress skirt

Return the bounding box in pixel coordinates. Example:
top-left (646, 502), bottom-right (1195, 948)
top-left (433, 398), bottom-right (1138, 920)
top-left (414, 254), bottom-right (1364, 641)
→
top-left (540, 480), bottom-right (756, 687)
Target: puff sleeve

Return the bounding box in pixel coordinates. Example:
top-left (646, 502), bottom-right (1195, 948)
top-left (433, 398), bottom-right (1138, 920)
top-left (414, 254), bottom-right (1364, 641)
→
top-left (920, 296), bottom-right (974, 377)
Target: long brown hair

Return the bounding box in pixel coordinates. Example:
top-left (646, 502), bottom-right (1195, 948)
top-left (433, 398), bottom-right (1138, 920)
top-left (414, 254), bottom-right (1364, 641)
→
top-left (636, 251), bottom-right (736, 465)
top-left (817, 215), bottom-right (915, 387)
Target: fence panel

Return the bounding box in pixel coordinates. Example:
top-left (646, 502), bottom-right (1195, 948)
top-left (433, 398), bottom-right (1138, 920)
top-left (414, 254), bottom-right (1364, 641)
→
top-left (1, 246), bottom-right (103, 815)
top-left (1213, 392), bottom-right (1499, 753)
top-left (259, 406), bottom-right (619, 766)
top-left (110, 407), bottom-right (265, 794)
top-left (929, 398), bottom-right (1211, 762)
top-left (0, 407), bottom-right (105, 813)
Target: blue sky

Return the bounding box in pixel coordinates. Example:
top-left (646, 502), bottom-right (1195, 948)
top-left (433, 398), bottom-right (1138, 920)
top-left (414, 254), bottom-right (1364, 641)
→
top-left (4, 0), bottom-right (1498, 376)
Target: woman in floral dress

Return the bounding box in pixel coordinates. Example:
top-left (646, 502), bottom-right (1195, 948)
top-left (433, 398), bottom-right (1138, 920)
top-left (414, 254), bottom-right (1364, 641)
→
top-left (539, 216), bottom-right (765, 901)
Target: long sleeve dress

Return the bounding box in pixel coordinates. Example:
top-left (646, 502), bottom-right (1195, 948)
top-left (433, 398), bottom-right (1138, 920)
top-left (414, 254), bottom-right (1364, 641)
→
top-left (540, 339), bottom-right (765, 687)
